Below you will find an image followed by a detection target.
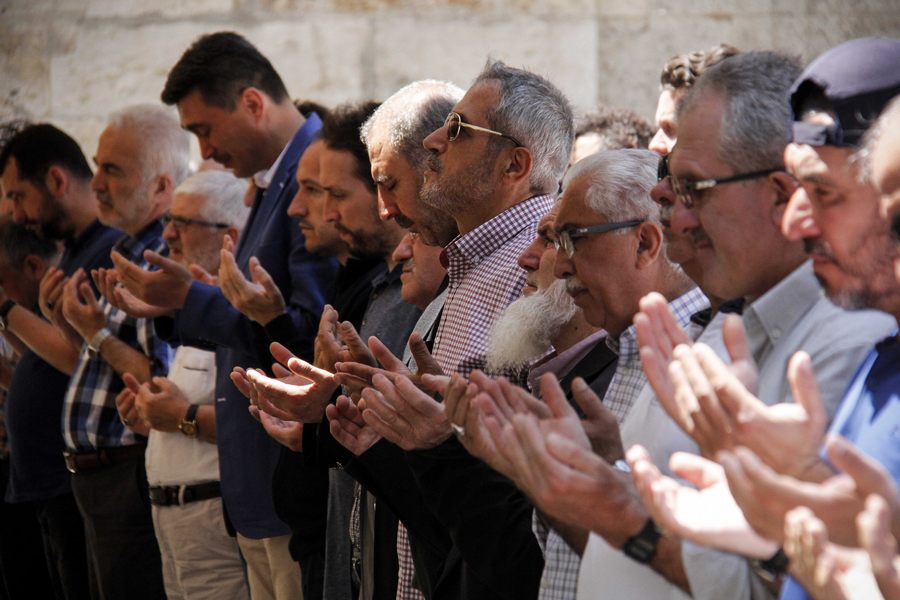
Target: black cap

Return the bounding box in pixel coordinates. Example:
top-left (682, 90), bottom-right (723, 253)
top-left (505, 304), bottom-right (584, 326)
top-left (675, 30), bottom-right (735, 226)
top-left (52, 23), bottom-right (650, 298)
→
top-left (790, 37), bottom-right (900, 148)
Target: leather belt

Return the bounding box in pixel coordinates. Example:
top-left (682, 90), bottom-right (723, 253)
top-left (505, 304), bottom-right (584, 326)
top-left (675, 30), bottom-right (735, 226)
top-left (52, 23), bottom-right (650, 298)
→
top-left (64, 445), bottom-right (146, 474)
top-left (148, 481), bottom-right (222, 507)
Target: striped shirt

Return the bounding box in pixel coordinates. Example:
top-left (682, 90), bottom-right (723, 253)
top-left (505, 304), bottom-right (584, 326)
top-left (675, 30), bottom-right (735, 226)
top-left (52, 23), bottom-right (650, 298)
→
top-left (63, 221), bottom-right (172, 451)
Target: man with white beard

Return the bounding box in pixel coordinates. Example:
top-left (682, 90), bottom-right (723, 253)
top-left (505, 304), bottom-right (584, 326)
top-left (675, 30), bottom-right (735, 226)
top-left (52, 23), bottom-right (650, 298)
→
top-left (485, 202), bottom-right (618, 599)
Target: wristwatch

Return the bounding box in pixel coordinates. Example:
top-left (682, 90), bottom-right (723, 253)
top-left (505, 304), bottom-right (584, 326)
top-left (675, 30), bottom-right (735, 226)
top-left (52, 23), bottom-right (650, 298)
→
top-left (622, 518), bottom-right (662, 564)
top-left (178, 404), bottom-right (200, 438)
top-left (88, 327), bottom-right (113, 353)
top-left (0, 299), bottom-right (16, 331)
top-left (752, 547), bottom-right (789, 583)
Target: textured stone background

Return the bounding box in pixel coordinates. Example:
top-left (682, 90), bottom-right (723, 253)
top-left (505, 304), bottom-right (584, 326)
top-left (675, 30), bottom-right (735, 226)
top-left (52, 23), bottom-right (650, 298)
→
top-left (2, 0), bottom-right (899, 161)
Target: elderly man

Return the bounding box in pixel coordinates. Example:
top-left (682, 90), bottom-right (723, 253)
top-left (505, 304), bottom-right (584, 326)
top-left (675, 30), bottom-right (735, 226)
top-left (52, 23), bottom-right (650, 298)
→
top-left (112, 32), bottom-right (338, 599)
top-left (61, 104), bottom-right (188, 598)
top-left (616, 50), bottom-right (895, 600)
top-left (108, 169), bottom-right (251, 599)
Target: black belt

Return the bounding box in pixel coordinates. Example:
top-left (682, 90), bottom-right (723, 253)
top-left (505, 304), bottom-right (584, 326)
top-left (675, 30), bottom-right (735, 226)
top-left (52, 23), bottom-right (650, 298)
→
top-left (64, 445), bottom-right (146, 474)
top-left (148, 481), bottom-right (221, 506)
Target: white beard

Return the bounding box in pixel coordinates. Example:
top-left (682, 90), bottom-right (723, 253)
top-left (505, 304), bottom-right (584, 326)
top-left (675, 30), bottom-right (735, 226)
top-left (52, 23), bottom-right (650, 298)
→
top-left (485, 278), bottom-right (579, 373)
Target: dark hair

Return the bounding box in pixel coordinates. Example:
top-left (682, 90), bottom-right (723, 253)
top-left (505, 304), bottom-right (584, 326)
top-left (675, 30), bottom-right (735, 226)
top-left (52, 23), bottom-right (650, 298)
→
top-left (660, 43), bottom-right (741, 92)
top-left (0, 219), bottom-right (58, 267)
top-left (0, 123), bottom-right (93, 186)
top-left (320, 101), bottom-right (381, 193)
top-left (294, 99), bottom-right (331, 121)
top-left (575, 105), bottom-right (655, 150)
top-left (161, 31), bottom-right (289, 109)
top-left (0, 119), bottom-right (30, 149)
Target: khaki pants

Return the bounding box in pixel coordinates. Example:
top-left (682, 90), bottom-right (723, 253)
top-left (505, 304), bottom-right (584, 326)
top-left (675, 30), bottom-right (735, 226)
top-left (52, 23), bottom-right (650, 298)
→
top-left (237, 533), bottom-right (303, 600)
top-left (152, 498), bottom-right (249, 600)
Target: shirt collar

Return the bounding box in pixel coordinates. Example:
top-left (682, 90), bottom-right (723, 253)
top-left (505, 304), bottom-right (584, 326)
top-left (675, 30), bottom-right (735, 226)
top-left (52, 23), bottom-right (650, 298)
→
top-left (743, 261), bottom-right (820, 350)
top-left (442, 194), bottom-right (554, 283)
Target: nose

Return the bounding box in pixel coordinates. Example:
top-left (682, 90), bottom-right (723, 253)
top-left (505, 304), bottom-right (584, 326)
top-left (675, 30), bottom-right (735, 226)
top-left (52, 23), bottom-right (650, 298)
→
top-left (198, 138), bottom-right (215, 161)
top-left (288, 190), bottom-right (307, 219)
top-left (649, 129), bottom-right (673, 156)
top-left (553, 246), bottom-right (574, 280)
top-left (423, 124), bottom-right (447, 154)
top-left (378, 192), bottom-right (399, 222)
top-left (391, 233), bottom-right (414, 264)
top-left (322, 194), bottom-right (340, 223)
top-left (517, 236), bottom-right (543, 271)
top-left (11, 202), bottom-right (26, 224)
top-left (91, 171), bottom-right (105, 194)
top-left (781, 186), bottom-right (820, 241)
top-left (162, 219), bottom-right (178, 243)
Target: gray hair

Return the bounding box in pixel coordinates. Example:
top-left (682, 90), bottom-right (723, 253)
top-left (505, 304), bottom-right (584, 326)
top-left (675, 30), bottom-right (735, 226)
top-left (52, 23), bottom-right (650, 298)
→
top-left (564, 149), bottom-right (661, 226)
top-left (474, 59), bottom-right (575, 195)
top-left (678, 51), bottom-right (802, 173)
top-left (174, 170), bottom-right (250, 232)
top-left (857, 94), bottom-right (900, 183)
top-left (360, 80), bottom-right (464, 171)
top-left (106, 103), bottom-right (191, 187)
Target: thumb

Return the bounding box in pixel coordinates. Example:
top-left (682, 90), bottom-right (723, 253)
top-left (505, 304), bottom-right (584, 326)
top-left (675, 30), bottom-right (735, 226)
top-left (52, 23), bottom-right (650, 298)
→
top-left (722, 314), bottom-right (752, 365)
top-left (144, 250), bottom-right (185, 276)
top-left (540, 373), bottom-right (577, 419)
top-left (826, 435), bottom-right (896, 498)
top-left (122, 372), bottom-right (142, 393)
top-left (408, 332), bottom-right (442, 375)
top-left (670, 451), bottom-right (724, 490)
top-left (189, 263), bottom-right (216, 285)
top-left (787, 351), bottom-right (827, 437)
top-left (368, 335), bottom-right (403, 371)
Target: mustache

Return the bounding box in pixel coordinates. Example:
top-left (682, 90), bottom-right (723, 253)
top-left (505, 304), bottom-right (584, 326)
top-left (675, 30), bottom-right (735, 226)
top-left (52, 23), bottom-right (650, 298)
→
top-left (565, 277), bottom-right (586, 294)
top-left (393, 213), bottom-right (415, 229)
top-left (426, 153), bottom-right (442, 173)
top-left (803, 237), bottom-right (835, 260)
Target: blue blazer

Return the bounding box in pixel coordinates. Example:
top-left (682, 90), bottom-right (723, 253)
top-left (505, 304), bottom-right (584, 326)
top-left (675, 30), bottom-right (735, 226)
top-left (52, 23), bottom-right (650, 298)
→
top-left (162, 114), bottom-right (339, 538)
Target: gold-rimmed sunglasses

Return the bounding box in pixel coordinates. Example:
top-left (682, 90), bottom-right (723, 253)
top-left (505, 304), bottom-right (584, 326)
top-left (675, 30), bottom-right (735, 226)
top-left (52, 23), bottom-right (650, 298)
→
top-left (444, 112), bottom-right (524, 148)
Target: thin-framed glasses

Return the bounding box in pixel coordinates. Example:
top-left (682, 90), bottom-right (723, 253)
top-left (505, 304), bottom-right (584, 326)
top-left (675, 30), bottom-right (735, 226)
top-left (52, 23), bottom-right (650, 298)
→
top-left (554, 220), bottom-right (644, 258)
top-left (657, 153), bottom-right (779, 209)
top-left (444, 112), bottom-right (524, 148)
top-left (162, 214), bottom-right (230, 230)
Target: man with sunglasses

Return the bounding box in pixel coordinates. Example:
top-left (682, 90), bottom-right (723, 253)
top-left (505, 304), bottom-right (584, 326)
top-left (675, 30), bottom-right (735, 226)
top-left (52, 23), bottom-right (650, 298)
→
top-left (630, 50), bottom-right (895, 600)
top-left (110, 169), bottom-right (251, 599)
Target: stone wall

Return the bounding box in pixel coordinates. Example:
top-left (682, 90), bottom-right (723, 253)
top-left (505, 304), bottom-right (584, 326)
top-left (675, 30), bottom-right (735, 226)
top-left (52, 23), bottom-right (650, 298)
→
top-left (2, 0), bottom-right (899, 159)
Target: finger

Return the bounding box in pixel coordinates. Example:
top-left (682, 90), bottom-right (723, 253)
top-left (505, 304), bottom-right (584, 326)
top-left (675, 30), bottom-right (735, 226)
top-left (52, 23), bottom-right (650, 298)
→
top-left (858, 494), bottom-right (900, 584)
top-left (79, 282), bottom-right (101, 311)
top-left (787, 352), bottom-right (827, 439)
top-left (408, 332), bottom-right (442, 375)
top-left (287, 357), bottom-right (335, 384)
top-left (269, 342), bottom-right (297, 370)
top-left (667, 355), bottom-right (699, 434)
top-left (337, 323), bottom-right (374, 365)
top-left (273, 363), bottom-right (292, 378)
top-left (443, 373), bottom-right (471, 425)
top-left (189, 264), bottom-right (217, 285)
top-left (121, 372), bottom-right (142, 393)
top-left (722, 314), bottom-right (751, 365)
top-left (497, 377), bottom-right (548, 417)
top-left (253, 259), bottom-right (281, 298)
top-left (389, 374), bottom-right (445, 419)
top-left (419, 373), bottom-right (451, 396)
top-left (676, 344), bottom-right (726, 441)
top-left (368, 335), bottom-right (405, 372)
top-left (669, 451), bottom-right (725, 489)
top-left (143, 250), bottom-right (185, 274)
top-left (546, 431), bottom-right (606, 473)
top-left (826, 435), bottom-right (896, 499)
top-left (334, 361), bottom-right (382, 385)
top-left (230, 368), bottom-right (252, 399)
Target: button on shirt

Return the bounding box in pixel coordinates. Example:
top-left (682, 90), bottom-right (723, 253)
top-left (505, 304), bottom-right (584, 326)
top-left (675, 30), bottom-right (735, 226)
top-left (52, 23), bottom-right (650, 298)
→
top-left (434, 194), bottom-right (554, 377)
top-left (63, 221), bottom-right (172, 451)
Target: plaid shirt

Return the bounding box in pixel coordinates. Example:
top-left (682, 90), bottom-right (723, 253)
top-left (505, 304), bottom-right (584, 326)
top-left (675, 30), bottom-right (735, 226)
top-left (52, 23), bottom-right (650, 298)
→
top-left (434, 194), bottom-right (554, 377)
top-left (63, 221), bottom-right (172, 452)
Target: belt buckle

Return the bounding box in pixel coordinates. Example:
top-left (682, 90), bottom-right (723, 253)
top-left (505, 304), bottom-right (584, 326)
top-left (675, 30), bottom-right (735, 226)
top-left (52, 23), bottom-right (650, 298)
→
top-left (166, 487), bottom-right (180, 506)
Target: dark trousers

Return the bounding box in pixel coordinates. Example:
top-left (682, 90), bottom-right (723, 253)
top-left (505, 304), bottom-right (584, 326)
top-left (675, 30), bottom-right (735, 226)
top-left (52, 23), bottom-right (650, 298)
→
top-left (70, 456), bottom-right (165, 600)
top-left (0, 458), bottom-right (55, 600)
top-left (35, 493), bottom-right (92, 600)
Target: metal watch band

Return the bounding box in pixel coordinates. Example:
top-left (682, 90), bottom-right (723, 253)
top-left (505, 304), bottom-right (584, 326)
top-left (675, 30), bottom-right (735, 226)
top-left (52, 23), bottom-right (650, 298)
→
top-left (88, 327), bottom-right (113, 353)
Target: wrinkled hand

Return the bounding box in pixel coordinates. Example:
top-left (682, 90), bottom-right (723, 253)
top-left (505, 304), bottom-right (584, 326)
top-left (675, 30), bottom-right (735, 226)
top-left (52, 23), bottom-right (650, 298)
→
top-left (334, 331), bottom-right (443, 394)
top-left (635, 291), bottom-right (693, 410)
top-left (358, 373), bottom-right (450, 451)
top-left (114, 373), bottom-right (151, 436)
top-left (135, 376), bottom-right (189, 432)
top-left (722, 436), bottom-right (900, 546)
top-left (858, 494), bottom-right (900, 600)
top-left (249, 404), bottom-right (303, 451)
top-left (218, 236), bottom-right (284, 325)
top-left (499, 416), bottom-right (647, 547)
top-left (111, 249), bottom-right (192, 311)
top-left (327, 394), bottom-right (381, 456)
top-left (38, 266), bottom-right (67, 321)
top-left (61, 269), bottom-right (107, 341)
top-left (627, 444), bottom-right (778, 558)
top-left (243, 342), bottom-right (338, 423)
top-left (92, 266), bottom-right (173, 318)
top-left (784, 506), bottom-right (876, 600)
top-left (314, 305), bottom-right (344, 372)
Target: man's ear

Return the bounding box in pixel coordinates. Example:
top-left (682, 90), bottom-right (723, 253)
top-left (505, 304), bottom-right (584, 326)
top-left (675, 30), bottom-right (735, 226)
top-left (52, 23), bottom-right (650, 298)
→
top-left (501, 146), bottom-right (533, 187)
top-left (635, 221), bottom-right (663, 269)
top-left (225, 225), bottom-right (240, 248)
top-left (44, 165), bottom-right (68, 199)
top-left (240, 88), bottom-right (266, 121)
top-left (23, 254), bottom-right (47, 281)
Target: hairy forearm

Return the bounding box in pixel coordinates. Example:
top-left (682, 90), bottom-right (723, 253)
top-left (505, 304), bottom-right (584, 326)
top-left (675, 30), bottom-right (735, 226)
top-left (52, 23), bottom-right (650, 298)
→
top-left (196, 405), bottom-right (216, 444)
top-left (7, 305), bottom-right (79, 374)
top-left (651, 534), bottom-right (692, 596)
top-left (98, 335), bottom-right (151, 383)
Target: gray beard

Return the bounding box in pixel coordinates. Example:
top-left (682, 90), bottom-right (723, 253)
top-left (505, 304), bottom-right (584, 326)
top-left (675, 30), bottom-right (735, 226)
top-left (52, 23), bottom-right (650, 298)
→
top-left (485, 278), bottom-right (579, 372)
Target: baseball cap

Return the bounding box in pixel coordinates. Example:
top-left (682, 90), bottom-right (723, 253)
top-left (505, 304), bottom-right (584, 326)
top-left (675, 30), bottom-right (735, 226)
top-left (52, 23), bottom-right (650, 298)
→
top-left (791, 37), bottom-right (900, 147)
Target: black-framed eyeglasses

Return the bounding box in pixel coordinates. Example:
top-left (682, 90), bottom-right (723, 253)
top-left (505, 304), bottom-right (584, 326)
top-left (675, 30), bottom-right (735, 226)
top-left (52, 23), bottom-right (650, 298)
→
top-left (554, 219), bottom-right (644, 258)
top-left (162, 214), bottom-right (230, 230)
top-left (444, 112), bottom-right (524, 148)
top-left (657, 153), bottom-right (779, 209)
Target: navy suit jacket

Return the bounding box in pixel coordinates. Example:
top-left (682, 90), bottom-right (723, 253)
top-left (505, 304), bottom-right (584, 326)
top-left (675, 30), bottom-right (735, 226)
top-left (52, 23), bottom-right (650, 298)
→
top-left (159, 114), bottom-right (339, 537)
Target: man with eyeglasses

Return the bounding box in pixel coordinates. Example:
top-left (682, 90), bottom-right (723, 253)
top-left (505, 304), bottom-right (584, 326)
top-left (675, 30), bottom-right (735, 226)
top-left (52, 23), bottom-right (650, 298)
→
top-left (106, 168), bottom-right (250, 599)
top-left (625, 50), bottom-right (895, 600)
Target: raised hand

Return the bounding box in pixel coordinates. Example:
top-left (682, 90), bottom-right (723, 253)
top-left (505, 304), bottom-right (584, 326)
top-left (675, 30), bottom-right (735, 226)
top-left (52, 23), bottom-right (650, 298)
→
top-left (858, 494), bottom-right (900, 600)
top-left (249, 404), bottom-right (303, 452)
top-left (61, 269), bottom-right (107, 341)
top-left (358, 373), bottom-right (450, 450)
top-left (326, 394), bottom-right (382, 456)
top-left (114, 373), bottom-right (150, 436)
top-left (135, 376), bottom-right (189, 432)
top-left (111, 249), bottom-right (192, 311)
top-left (218, 235), bottom-right (285, 325)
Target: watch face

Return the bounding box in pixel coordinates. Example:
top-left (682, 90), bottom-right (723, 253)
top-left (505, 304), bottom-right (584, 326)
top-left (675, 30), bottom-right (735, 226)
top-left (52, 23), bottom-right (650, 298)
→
top-left (179, 421), bottom-right (198, 437)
